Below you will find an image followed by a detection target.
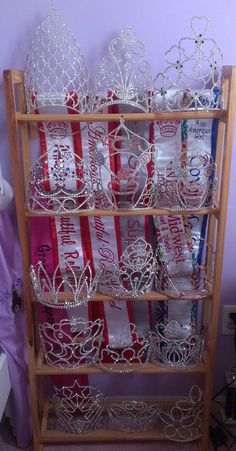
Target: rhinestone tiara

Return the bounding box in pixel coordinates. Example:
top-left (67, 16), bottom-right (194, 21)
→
top-left (38, 317), bottom-right (104, 369)
top-left (24, 7), bottom-right (91, 113)
top-left (30, 260), bottom-right (100, 308)
top-left (154, 16), bottom-right (223, 111)
top-left (107, 400), bottom-right (160, 432)
top-left (52, 381), bottom-right (104, 435)
top-left (98, 238), bottom-right (155, 299)
top-left (27, 143), bottom-right (95, 214)
top-left (94, 27), bottom-right (154, 112)
top-left (96, 323), bottom-right (150, 373)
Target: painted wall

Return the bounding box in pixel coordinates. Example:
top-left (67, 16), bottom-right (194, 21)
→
top-left (1, 0), bottom-right (236, 394)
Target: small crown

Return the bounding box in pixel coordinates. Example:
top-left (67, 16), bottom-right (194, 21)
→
top-left (149, 321), bottom-right (205, 370)
top-left (46, 121), bottom-right (69, 139)
top-left (94, 27), bottom-right (154, 112)
top-left (98, 238), bottom-right (155, 299)
top-left (155, 149), bottom-right (217, 211)
top-left (154, 16), bottom-right (223, 111)
top-left (108, 400), bottom-right (160, 432)
top-left (94, 120), bottom-right (157, 210)
top-left (157, 120), bottom-right (180, 138)
top-left (159, 385), bottom-right (203, 442)
top-left (38, 317), bottom-right (104, 369)
top-left (96, 323), bottom-right (150, 373)
top-left (27, 144), bottom-right (95, 214)
top-left (30, 259), bottom-right (100, 308)
top-left (52, 381), bottom-right (104, 435)
top-left (24, 8), bottom-right (91, 113)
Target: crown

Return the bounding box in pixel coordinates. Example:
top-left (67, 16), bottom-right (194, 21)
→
top-left (52, 381), bottom-right (104, 435)
top-left (107, 400), bottom-right (160, 432)
top-left (46, 121), bottom-right (69, 139)
top-left (155, 148), bottom-right (217, 211)
top-left (24, 7), bottom-right (91, 113)
top-left (27, 143), bottom-right (95, 214)
top-left (94, 27), bottom-right (154, 112)
top-left (159, 385), bottom-right (203, 442)
top-left (38, 317), bottom-right (104, 369)
top-left (93, 120), bottom-right (157, 210)
top-left (155, 236), bottom-right (214, 299)
top-left (149, 321), bottom-right (205, 370)
top-left (96, 323), bottom-right (150, 373)
top-left (156, 120), bottom-right (180, 138)
top-left (30, 259), bottom-right (100, 308)
top-left (98, 238), bottom-right (155, 299)
top-left (154, 16), bottom-right (223, 111)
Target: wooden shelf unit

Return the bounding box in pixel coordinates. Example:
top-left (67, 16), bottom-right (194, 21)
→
top-left (3, 66), bottom-right (236, 451)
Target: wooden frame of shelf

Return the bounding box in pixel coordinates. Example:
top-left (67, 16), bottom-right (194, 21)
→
top-left (3, 66), bottom-right (236, 451)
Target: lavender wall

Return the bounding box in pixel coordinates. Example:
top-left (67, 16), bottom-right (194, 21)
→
top-left (1, 0), bottom-right (236, 393)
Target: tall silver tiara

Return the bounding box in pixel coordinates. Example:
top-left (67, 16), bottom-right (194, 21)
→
top-left (154, 16), bottom-right (223, 111)
top-left (94, 120), bottom-right (157, 210)
top-left (107, 400), bottom-right (160, 432)
top-left (94, 27), bottom-right (154, 112)
top-left (27, 141), bottom-right (95, 214)
top-left (24, 7), bottom-right (91, 113)
top-left (52, 381), bottom-right (104, 435)
top-left (150, 321), bottom-right (205, 370)
top-left (98, 238), bottom-right (155, 298)
top-left (30, 260), bottom-right (100, 308)
top-left (38, 317), bottom-right (104, 369)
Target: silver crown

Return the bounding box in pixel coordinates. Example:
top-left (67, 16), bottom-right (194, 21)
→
top-left (98, 238), bottom-right (155, 298)
top-left (107, 400), bottom-right (160, 432)
top-left (94, 120), bottom-right (157, 210)
top-left (24, 8), bottom-right (91, 113)
top-left (155, 236), bottom-right (214, 299)
top-left (150, 321), bottom-right (205, 370)
top-left (52, 381), bottom-right (104, 435)
top-left (38, 317), bottom-right (104, 369)
top-left (155, 148), bottom-right (217, 210)
top-left (27, 142), bottom-right (95, 214)
top-left (159, 385), bottom-right (203, 442)
top-left (154, 16), bottom-right (223, 111)
top-left (94, 27), bottom-right (154, 112)
top-left (96, 323), bottom-right (150, 373)
top-left (30, 260), bottom-right (100, 308)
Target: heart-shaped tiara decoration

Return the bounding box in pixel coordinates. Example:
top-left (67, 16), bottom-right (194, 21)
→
top-left (107, 400), bottom-right (160, 432)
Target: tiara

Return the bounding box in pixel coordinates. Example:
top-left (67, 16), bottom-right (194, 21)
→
top-left (154, 16), bottom-right (223, 111)
top-left (52, 381), bottom-right (104, 435)
top-left (155, 236), bottom-right (214, 299)
top-left (94, 27), bottom-right (154, 112)
top-left (27, 143), bottom-right (95, 214)
top-left (38, 317), bottom-right (104, 369)
top-left (155, 148), bottom-right (217, 211)
top-left (96, 323), bottom-right (150, 373)
top-left (149, 321), bottom-right (205, 370)
top-left (24, 7), bottom-right (91, 113)
top-left (98, 238), bottom-right (155, 298)
top-left (107, 400), bottom-right (160, 432)
top-left (159, 385), bottom-right (203, 442)
top-left (30, 260), bottom-right (100, 308)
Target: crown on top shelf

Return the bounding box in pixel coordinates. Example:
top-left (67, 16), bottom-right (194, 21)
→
top-left (52, 381), bottom-right (104, 435)
top-left (154, 16), bottom-right (223, 111)
top-left (30, 259), bottom-right (100, 308)
top-left (24, 7), bottom-right (91, 113)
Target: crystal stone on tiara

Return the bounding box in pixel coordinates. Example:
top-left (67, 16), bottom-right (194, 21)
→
top-left (38, 317), bottom-right (104, 369)
top-left (94, 120), bottom-right (157, 210)
top-left (98, 238), bottom-right (155, 298)
top-left (155, 236), bottom-right (214, 299)
top-left (155, 148), bottom-right (217, 211)
top-left (154, 16), bottom-right (223, 111)
top-left (107, 400), bottom-right (160, 432)
top-left (149, 321), bottom-right (205, 370)
top-left (30, 260), bottom-right (100, 308)
top-left (94, 27), bottom-right (154, 112)
top-left (24, 7), bottom-right (91, 113)
top-left (159, 385), bottom-right (203, 442)
top-left (52, 381), bottom-right (104, 435)
top-left (27, 143), bottom-right (95, 214)
top-left (96, 323), bottom-right (150, 373)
